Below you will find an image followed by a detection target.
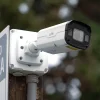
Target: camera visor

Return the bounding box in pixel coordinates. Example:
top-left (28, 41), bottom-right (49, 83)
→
top-left (65, 20), bottom-right (91, 50)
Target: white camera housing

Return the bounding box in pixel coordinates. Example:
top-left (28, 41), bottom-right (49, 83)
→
top-left (37, 20), bottom-right (91, 54)
top-left (37, 21), bottom-right (72, 54)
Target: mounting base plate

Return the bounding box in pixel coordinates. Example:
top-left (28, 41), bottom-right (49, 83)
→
top-left (9, 29), bottom-right (48, 76)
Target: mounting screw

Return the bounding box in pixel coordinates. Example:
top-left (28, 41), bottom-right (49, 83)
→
top-left (11, 29), bottom-right (14, 33)
top-left (44, 68), bottom-right (48, 73)
top-left (20, 46), bottom-right (24, 49)
top-left (40, 59), bottom-right (43, 63)
top-left (19, 56), bottom-right (23, 60)
top-left (28, 65), bottom-right (31, 67)
top-left (9, 64), bottom-right (14, 69)
top-left (20, 36), bottom-right (23, 39)
top-left (35, 48), bottom-right (38, 51)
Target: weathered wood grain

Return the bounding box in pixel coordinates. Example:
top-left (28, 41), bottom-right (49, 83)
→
top-left (9, 74), bottom-right (27, 100)
top-left (9, 74), bottom-right (43, 100)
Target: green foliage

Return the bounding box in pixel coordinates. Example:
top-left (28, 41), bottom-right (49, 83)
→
top-left (73, 11), bottom-right (100, 99)
top-left (46, 93), bottom-right (64, 100)
top-left (0, 0), bottom-right (65, 31)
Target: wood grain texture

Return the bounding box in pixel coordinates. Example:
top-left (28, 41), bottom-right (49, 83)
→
top-left (9, 74), bottom-right (27, 100)
top-left (9, 74), bottom-right (43, 100)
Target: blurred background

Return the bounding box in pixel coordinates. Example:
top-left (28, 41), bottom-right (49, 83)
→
top-left (1, 0), bottom-right (100, 100)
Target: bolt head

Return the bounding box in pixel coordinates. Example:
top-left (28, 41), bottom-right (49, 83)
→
top-left (19, 57), bottom-right (23, 60)
top-left (40, 59), bottom-right (43, 63)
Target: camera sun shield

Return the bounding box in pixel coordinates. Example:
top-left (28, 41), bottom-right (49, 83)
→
top-left (65, 20), bottom-right (91, 50)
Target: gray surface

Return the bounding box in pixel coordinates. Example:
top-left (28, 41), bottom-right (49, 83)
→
top-left (0, 26), bottom-right (9, 100)
top-left (0, 34), bottom-right (7, 82)
top-left (27, 83), bottom-right (37, 100)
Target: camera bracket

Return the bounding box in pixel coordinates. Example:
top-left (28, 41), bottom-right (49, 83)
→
top-left (9, 29), bottom-right (48, 76)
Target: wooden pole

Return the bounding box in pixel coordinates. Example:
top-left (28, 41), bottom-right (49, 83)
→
top-left (9, 74), bottom-right (43, 100)
top-left (9, 74), bottom-right (27, 100)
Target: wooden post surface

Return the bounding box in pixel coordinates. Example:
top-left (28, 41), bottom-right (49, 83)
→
top-left (9, 74), bottom-right (43, 100)
top-left (9, 74), bottom-right (27, 100)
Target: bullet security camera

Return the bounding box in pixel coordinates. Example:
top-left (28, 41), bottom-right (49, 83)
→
top-left (8, 20), bottom-right (91, 76)
top-left (37, 20), bottom-right (91, 54)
